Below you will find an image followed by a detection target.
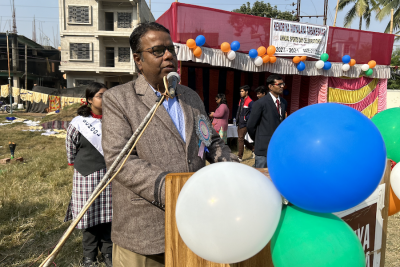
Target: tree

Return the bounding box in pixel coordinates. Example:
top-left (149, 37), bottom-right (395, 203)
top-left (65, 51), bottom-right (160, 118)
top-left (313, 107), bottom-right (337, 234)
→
top-left (337, 0), bottom-right (380, 30)
top-left (375, 0), bottom-right (400, 35)
top-left (232, 1), bottom-right (297, 21)
top-left (388, 48), bottom-right (400, 89)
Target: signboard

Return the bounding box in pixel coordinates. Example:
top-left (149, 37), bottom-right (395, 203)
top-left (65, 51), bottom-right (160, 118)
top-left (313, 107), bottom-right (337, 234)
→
top-left (270, 19), bottom-right (329, 59)
top-left (334, 184), bottom-right (386, 267)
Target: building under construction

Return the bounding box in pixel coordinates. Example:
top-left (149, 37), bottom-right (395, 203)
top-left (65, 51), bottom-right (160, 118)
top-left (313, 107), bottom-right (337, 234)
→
top-left (0, 32), bottom-right (63, 92)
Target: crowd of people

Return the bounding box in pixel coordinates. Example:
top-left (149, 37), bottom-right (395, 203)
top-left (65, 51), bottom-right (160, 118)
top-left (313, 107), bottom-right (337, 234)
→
top-left (65, 21), bottom-right (287, 267)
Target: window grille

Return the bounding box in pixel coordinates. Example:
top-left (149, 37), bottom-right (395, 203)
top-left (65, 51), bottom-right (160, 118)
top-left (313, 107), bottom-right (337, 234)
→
top-left (68, 6), bottom-right (90, 24)
top-left (118, 47), bottom-right (130, 62)
top-left (75, 79), bottom-right (94, 87)
top-left (70, 43), bottom-right (90, 60)
top-left (117, 12), bottom-right (131, 28)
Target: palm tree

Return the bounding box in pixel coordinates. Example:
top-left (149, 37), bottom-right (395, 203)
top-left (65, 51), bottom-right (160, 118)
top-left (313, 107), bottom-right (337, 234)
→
top-left (337, 0), bottom-right (380, 30)
top-left (375, 0), bottom-right (400, 34)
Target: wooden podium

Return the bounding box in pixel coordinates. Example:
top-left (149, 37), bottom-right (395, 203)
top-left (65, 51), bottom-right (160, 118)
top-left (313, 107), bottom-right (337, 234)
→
top-left (165, 169), bottom-right (274, 267)
top-left (165, 166), bottom-right (390, 267)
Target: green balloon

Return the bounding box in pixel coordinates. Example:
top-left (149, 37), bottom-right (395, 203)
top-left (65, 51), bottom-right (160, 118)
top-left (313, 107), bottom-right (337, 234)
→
top-left (320, 53), bottom-right (329, 62)
top-left (271, 206), bottom-right (365, 267)
top-left (371, 108), bottom-right (400, 162)
top-left (365, 68), bottom-right (373, 76)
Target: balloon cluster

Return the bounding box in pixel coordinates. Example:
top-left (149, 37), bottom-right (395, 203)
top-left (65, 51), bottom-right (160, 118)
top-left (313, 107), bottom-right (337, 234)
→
top-left (341, 55), bottom-right (356, 72)
top-left (267, 103), bottom-right (386, 267)
top-left (293, 56), bottom-right (307, 71)
top-left (186, 35), bottom-right (206, 58)
top-left (371, 108), bottom-right (400, 216)
top-left (220, 41), bottom-right (240, 60)
top-left (315, 53), bottom-right (331, 70)
top-left (249, 45), bottom-right (276, 66)
top-left (362, 60), bottom-right (376, 76)
top-left (175, 103), bottom-right (386, 266)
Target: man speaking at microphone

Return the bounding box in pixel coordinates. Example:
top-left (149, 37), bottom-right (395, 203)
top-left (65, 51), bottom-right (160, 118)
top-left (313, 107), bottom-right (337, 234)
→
top-left (102, 22), bottom-right (238, 267)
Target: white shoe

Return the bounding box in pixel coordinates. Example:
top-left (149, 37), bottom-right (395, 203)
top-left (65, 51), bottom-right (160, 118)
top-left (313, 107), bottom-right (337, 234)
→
top-left (238, 158), bottom-right (243, 162)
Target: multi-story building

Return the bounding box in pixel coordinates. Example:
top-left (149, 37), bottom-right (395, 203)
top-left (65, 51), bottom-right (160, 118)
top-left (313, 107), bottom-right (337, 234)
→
top-left (0, 33), bottom-right (62, 90)
top-left (58, 0), bottom-right (154, 88)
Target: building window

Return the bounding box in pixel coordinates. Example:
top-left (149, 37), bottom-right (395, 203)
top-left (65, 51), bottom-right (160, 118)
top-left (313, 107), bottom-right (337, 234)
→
top-left (70, 43), bottom-right (91, 60)
top-left (68, 6), bottom-right (90, 24)
top-left (75, 79), bottom-right (95, 87)
top-left (117, 12), bottom-right (131, 28)
top-left (118, 47), bottom-right (130, 62)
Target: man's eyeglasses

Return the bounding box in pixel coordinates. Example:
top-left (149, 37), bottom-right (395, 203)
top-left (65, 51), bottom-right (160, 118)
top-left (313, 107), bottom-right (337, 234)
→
top-left (274, 83), bottom-right (286, 87)
top-left (139, 45), bottom-right (180, 57)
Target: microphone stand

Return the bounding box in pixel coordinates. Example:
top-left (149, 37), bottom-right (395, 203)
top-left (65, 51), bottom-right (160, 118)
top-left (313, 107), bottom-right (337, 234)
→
top-left (39, 77), bottom-right (170, 267)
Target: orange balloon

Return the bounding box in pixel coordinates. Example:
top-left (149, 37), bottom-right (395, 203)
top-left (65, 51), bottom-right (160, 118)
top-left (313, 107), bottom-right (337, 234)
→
top-left (262, 54), bottom-right (270, 63)
top-left (300, 56), bottom-right (307, 61)
top-left (193, 46), bottom-right (202, 58)
top-left (186, 39), bottom-right (196, 49)
top-left (257, 46), bottom-right (267, 57)
top-left (293, 56), bottom-right (301, 64)
top-left (389, 186), bottom-right (400, 216)
top-left (368, 60), bottom-right (377, 69)
top-left (269, 56), bottom-right (277, 64)
top-left (221, 42), bottom-right (231, 53)
top-left (267, 45), bottom-right (276, 56)
top-left (349, 59), bottom-right (356, 66)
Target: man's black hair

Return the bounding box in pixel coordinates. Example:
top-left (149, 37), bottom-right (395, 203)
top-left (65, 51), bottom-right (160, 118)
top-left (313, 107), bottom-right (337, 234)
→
top-left (255, 86), bottom-right (268, 95)
top-left (129, 22), bottom-right (170, 54)
top-left (240, 85), bottom-right (250, 92)
top-left (266, 74), bottom-right (283, 88)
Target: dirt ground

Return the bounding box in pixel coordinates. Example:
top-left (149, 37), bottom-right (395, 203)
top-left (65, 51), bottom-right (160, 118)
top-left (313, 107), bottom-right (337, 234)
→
top-left (0, 115), bottom-right (399, 266)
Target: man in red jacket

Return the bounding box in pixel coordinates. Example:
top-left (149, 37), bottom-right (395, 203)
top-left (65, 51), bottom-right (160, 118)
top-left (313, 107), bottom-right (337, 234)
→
top-left (235, 85), bottom-right (254, 162)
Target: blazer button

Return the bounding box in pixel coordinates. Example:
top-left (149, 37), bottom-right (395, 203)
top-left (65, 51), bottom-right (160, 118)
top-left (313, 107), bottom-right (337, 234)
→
top-left (188, 160), bottom-right (191, 164)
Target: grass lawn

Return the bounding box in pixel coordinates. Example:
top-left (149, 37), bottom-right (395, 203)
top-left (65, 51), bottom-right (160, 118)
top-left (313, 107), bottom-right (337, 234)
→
top-left (0, 111), bottom-right (398, 266)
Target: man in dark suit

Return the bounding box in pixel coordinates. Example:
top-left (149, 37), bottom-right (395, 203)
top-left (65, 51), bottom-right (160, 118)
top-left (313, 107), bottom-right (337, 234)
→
top-left (247, 74), bottom-right (287, 168)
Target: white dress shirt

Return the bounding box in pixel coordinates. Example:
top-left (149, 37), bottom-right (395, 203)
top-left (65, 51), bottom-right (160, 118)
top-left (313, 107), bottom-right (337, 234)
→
top-left (269, 92), bottom-right (281, 116)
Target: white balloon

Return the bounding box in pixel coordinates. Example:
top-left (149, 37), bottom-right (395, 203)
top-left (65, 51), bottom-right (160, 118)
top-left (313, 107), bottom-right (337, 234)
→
top-left (176, 162), bottom-right (282, 264)
top-left (361, 64), bottom-right (370, 71)
top-left (342, 64), bottom-right (350, 71)
top-left (227, 50), bottom-right (236, 60)
top-left (391, 163), bottom-right (400, 199)
top-left (254, 56), bottom-right (263, 66)
top-left (315, 60), bottom-right (325, 69)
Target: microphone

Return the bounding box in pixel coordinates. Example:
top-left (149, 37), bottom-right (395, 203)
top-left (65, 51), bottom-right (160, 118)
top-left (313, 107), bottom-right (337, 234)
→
top-left (167, 72), bottom-right (180, 98)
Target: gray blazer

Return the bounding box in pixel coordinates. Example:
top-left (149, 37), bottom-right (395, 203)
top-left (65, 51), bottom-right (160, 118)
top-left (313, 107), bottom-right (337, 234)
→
top-left (102, 75), bottom-right (237, 255)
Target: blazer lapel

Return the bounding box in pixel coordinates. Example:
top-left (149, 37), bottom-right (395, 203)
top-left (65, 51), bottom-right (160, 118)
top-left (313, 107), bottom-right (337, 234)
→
top-left (280, 98), bottom-right (286, 121)
top-left (135, 75), bottom-right (184, 144)
top-left (175, 85), bottom-right (194, 150)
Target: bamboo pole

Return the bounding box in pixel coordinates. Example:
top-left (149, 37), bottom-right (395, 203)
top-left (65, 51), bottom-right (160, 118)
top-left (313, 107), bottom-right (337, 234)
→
top-left (6, 31), bottom-right (12, 114)
top-left (333, 0), bottom-right (340, 27)
top-left (390, 8), bottom-right (394, 34)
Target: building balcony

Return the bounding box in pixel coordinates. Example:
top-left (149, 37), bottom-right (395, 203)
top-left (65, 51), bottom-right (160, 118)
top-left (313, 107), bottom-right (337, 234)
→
top-left (60, 30), bottom-right (133, 38)
top-left (60, 65), bottom-right (135, 74)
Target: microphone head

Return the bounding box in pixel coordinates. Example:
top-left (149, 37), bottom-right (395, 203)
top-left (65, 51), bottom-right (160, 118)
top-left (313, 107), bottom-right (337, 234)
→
top-left (167, 72), bottom-right (181, 83)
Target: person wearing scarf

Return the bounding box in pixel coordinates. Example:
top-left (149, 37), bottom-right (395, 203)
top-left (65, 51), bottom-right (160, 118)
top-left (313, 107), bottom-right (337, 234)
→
top-left (65, 82), bottom-right (113, 267)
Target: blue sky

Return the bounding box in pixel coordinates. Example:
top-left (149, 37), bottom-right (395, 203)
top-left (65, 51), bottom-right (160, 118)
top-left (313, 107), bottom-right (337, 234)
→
top-left (0, 0), bottom-right (398, 49)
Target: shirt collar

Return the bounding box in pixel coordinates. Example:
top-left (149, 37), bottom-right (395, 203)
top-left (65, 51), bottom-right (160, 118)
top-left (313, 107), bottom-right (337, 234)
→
top-left (269, 92), bottom-right (280, 102)
top-left (90, 111), bottom-right (102, 119)
top-left (148, 83), bottom-right (161, 97)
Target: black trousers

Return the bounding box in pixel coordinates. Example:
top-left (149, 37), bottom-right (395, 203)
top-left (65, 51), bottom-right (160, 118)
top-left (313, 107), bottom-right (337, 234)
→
top-left (82, 222), bottom-right (112, 259)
